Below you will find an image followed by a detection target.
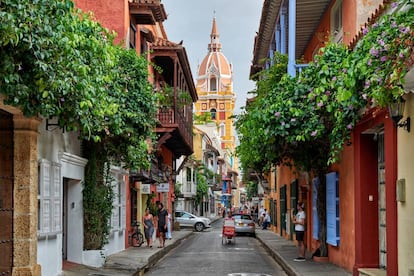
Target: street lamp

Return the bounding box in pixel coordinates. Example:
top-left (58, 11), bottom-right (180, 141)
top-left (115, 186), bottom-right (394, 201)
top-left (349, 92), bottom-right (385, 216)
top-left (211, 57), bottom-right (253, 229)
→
top-left (388, 99), bottom-right (410, 132)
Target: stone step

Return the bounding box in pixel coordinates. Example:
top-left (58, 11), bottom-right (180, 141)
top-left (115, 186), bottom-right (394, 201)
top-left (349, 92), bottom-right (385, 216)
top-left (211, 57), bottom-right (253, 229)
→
top-left (358, 268), bottom-right (387, 276)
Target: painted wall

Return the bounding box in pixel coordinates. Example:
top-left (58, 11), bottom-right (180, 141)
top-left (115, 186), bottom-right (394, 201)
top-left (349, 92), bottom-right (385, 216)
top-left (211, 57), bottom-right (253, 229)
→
top-left (37, 120), bottom-right (86, 275)
top-left (328, 145), bottom-right (355, 271)
top-left (75, 0), bottom-right (128, 46)
top-left (397, 93), bottom-right (414, 276)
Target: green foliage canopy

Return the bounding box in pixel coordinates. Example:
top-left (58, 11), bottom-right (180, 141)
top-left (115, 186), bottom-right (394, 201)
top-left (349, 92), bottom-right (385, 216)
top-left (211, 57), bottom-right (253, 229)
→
top-left (0, 0), bottom-right (158, 169)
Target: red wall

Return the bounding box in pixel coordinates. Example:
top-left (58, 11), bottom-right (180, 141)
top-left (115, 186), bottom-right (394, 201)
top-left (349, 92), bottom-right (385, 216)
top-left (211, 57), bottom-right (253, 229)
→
top-left (74, 0), bottom-right (128, 45)
top-left (353, 109), bottom-right (398, 275)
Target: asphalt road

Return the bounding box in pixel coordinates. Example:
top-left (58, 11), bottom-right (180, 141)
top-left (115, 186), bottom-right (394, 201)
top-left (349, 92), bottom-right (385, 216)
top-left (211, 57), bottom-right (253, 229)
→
top-left (145, 219), bottom-right (287, 276)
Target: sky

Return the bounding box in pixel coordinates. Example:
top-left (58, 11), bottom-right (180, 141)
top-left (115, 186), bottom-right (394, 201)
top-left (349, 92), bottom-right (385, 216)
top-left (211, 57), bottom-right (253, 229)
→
top-left (161, 0), bottom-right (263, 114)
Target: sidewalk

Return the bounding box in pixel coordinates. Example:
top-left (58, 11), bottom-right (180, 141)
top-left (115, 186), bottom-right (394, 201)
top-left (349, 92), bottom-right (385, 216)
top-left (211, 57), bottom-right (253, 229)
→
top-left (62, 221), bottom-right (352, 276)
top-left (255, 228), bottom-right (352, 276)
top-left (61, 229), bottom-right (194, 276)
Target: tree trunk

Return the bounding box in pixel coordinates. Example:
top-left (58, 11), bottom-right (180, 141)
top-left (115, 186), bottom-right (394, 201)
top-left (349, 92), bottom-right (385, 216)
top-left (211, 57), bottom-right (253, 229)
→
top-left (316, 172), bottom-right (328, 257)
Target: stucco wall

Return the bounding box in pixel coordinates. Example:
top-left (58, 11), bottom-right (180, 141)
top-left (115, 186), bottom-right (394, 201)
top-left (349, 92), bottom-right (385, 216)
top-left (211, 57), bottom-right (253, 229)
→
top-left (37, 120), bottom-right (86, 275)
top-left (329, 145), bottom-right (355, 271)
top-left (397, 93), bottom-right (414, 276)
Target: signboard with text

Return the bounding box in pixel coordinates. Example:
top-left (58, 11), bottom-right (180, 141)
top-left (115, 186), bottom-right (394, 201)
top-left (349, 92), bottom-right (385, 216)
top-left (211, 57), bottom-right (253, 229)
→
top-left (157, 183), bottom-right (169, 193)
top-left (141, 184), bottom-right (151, 194)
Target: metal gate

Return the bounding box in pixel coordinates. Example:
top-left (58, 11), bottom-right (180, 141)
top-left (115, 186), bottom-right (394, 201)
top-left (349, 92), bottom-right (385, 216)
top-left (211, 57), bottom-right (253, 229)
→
top-left (0, 110), bottom-right (14, 275)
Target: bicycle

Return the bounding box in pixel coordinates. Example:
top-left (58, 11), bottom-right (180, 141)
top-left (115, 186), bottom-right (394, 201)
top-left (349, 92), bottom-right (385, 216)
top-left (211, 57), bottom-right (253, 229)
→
top-left (128, 221), bottom-right (144, 247)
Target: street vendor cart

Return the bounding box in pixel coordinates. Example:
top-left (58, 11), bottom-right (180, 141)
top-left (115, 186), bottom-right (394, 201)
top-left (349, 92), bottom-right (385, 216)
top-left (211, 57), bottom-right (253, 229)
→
top-left (222, 218), bottom-right (236, 244)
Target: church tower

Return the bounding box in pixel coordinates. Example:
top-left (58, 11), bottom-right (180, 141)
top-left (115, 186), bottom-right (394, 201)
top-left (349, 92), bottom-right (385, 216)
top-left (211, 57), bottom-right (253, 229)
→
top-left (195, 17), bottom-right (236, 154)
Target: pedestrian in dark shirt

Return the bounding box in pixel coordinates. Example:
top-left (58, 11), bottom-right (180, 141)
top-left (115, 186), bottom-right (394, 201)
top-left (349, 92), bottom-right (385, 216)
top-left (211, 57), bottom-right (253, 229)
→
top-left (157, 202), bottom-right (168, 248)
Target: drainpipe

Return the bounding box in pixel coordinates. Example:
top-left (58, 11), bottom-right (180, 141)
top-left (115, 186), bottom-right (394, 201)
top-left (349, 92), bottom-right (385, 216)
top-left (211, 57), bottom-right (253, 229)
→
top-left (287, 0), bottom-right (296, 77)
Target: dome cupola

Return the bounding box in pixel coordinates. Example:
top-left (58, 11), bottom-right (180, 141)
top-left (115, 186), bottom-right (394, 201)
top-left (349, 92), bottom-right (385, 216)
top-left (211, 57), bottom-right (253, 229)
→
top-left (197, 17), bottom-right (232, 92)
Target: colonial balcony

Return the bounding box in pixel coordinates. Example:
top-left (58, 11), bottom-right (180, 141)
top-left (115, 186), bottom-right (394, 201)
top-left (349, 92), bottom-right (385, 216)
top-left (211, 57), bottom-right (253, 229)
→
top-left (151, 38), bottom-right (198, 157)
top-left (157, 106), bottom-right (194, 157)
top-left (129, 0), bottom-right (167, 25)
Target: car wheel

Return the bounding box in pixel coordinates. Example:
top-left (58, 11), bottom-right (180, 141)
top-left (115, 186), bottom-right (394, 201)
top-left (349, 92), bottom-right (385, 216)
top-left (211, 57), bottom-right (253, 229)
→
top-left (194, 222), bottom-right (204, 232)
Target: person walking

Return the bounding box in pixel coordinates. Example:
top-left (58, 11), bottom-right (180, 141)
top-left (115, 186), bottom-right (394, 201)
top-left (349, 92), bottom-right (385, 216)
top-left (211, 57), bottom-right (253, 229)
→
top-left (142, 207), bottom-right (155, 248)
top-left (291, 202), bottom-right (306, 261)
top-left (166, 210), bottom-right (172, 240)
top-left (156, 202), bottom-right (168, 248)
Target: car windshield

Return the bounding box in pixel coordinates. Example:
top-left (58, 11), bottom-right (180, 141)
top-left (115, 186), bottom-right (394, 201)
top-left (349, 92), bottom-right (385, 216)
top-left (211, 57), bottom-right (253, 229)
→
top-left (232, 214), bottom-right (252, 220)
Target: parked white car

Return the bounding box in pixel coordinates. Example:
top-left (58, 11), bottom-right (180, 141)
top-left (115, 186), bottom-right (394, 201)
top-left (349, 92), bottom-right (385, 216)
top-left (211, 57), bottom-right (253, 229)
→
top-left (175, 210), bottom-right (211, 232)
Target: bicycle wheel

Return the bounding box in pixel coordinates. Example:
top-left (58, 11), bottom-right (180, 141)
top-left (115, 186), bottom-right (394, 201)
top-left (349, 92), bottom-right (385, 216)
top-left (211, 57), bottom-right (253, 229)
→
top-left (131, 232), bottom-right (144, 247)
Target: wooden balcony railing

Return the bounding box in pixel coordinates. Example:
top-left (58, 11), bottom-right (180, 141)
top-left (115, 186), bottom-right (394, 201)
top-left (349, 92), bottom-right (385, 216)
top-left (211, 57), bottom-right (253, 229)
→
top-left (157, 106), bottom-right (193, 155)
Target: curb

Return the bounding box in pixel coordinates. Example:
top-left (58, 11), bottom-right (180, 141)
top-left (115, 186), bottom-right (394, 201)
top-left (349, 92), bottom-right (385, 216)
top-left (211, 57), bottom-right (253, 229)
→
top-left (255, 234), bottom-right (300, 276)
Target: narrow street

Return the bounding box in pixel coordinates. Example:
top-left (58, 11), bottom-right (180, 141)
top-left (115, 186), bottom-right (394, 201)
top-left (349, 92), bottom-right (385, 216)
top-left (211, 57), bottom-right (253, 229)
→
top-left (145, 219), bottom-right (287, 276)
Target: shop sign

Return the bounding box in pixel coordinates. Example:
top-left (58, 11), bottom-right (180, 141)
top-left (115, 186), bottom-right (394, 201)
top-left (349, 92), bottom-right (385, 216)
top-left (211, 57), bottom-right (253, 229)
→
top-left (141, 184), bottom-right (151, 194)
top-left (157, 183), bottom-right (169, 193)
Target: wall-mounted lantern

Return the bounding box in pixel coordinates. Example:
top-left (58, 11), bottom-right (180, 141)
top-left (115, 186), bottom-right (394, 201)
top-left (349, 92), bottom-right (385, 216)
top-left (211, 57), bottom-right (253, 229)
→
top-left (388, 99), bottom-right (410, 132)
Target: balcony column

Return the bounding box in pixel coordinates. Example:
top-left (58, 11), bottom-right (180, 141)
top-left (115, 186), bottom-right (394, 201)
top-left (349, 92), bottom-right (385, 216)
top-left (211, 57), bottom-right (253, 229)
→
top-left (287, 0), bottom-right (296, 77)
top-left (280, 6), bottom-right (287, 55)
top-left (173, 58), bottom-right (178, 108)
top-left (275, 24), bottom-right (281, 54)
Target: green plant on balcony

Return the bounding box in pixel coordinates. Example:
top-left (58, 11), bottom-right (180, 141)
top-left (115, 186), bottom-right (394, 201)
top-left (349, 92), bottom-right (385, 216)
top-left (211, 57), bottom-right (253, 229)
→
top-left (157, 84), bottom-right (192, 109)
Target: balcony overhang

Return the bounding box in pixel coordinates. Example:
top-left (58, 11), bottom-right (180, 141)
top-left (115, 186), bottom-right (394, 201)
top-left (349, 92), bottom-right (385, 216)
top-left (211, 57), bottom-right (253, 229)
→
top-left (129, 0), bottom-right (167, 25)
top-left (251, 0), bottom-right (330, 77)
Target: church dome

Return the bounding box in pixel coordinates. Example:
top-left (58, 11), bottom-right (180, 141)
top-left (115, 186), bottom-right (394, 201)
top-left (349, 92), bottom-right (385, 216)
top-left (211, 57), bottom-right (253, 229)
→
top-left (197, 17), bottom-right (232, 92)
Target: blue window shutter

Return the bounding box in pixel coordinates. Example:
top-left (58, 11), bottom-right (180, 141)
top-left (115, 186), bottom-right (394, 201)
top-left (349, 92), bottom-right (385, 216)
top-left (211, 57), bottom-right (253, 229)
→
top-left (312, 178), bottom-right (319, 240)
top-left (326, 172), bottom-right (340, 246)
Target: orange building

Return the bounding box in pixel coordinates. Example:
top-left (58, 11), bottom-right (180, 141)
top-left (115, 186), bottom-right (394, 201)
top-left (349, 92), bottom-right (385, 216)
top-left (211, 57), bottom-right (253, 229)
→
top-left (251, 0), bottom-right (399, 275)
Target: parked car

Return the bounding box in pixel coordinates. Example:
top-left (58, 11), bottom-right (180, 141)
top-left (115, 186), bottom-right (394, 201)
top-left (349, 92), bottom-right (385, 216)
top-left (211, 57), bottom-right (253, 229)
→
top-left (231, 213), bottom-right (256, 237)
top-left (175, 210), bottom-right (212, 232)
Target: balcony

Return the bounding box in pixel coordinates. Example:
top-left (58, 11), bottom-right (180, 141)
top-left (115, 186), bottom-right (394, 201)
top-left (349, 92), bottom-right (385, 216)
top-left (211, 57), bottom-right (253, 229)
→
top-left (157, 106), bottom-right (193, 157)
top-left (151, 38), bottom-right (198, 157)
top-left (129, 0), bottom-right (167, 25)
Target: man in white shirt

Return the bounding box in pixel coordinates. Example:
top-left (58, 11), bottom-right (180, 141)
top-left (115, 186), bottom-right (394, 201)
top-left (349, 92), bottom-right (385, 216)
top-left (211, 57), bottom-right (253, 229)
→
top-left (291, 202), bottom-right (306, 261)
top-left (262, 210), bottom-right (271, 230)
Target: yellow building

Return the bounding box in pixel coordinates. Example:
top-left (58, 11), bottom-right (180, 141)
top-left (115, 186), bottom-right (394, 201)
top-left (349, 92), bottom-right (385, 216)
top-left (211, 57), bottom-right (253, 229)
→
top-left (195, 17), bottom-right (236, 154)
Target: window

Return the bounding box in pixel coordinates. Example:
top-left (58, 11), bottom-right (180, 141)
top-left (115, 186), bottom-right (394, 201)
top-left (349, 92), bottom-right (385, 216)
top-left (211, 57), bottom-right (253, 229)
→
top-left (186, 168), bottom-right (192, 182)
top-left (219, 111), bottom-right (226, 120)
top-left (129, 21), bottom-right (136, 49)
top-left (210, 77), bottom-right (217, 91)
top-left (326, 172), bottom-right (340, 246)
top-left (331, 0), bottom-right (343, 43)
top-left (210, 109), bottom-right (217, 120)
top-left (38, 159), bottom-right (62, 234)
top-left (111, 173), bottom-right (126, 231)
top-left (220, 123), bottom-right (225, 137)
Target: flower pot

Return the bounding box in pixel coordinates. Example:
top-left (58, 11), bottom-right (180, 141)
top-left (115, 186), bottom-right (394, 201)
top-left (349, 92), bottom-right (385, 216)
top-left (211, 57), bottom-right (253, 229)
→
top-left (82, 249), bottom-right (107, 268)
